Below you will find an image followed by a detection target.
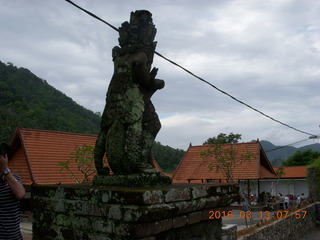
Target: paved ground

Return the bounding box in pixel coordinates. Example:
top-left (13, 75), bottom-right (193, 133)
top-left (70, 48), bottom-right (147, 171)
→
top-left (222, 209), bottom-right (269, 230)
top-left (21, 221), bottom-right (32, 240)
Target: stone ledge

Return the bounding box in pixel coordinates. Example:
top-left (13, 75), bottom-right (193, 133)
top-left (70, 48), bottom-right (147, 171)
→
top-left (32, 183), bottom-right (240, 239)
top-left (32, 183), bottom-right (239, 205)
top-left (93, 172), bottom-right (172, 188)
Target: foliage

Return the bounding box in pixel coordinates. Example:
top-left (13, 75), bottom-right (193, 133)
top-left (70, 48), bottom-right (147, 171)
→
top-left (274, 166), bottom-right (285, 178)
top-left (307, 157), bottom-right (320, 200)
top-left (260, 140), bottom-right (320, 164)
top-left (282, 149), bottom-right (320, 166)
top-left (152, 141), bottom-right (185, 173)
top-left (201, 133), bottom-right (255, 183)
top-left (0, 61), bottom-right (101, 143)
top-left (203, 132), bottom-right (242, 145)
top-left (0, 61), bottom-right (185, 174)
top-left (59, 144), bottom-right (96, 183)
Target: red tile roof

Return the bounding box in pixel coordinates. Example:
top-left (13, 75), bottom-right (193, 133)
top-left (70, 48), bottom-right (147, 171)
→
top-left (8, 128), bottom-right (164, 185)
top-left (172, 142), bottom-right (276, 183)
top-left (273, 166), bottom-right (307, 178)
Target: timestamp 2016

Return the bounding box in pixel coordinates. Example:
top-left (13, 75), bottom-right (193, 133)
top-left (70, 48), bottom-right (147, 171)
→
top-left (208, 210), bottom-right (307, 220)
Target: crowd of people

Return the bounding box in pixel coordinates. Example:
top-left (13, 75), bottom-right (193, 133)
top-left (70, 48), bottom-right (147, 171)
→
top-left (248, 191), bottom-right (307, 211)
top-left (275, 192), bottom-right (306, 210)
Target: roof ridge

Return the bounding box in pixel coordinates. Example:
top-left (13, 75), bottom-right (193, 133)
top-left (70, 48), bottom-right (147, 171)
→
top-left (274, 166), bottom-right (307, 168)
top-left (19, 128), bottom-right (98, 137)
top-left (190, 142), bottom-right (259, 148)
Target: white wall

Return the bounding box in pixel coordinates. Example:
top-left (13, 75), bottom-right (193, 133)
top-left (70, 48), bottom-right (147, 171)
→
top-left (239, 179), bottom-right (309, 198)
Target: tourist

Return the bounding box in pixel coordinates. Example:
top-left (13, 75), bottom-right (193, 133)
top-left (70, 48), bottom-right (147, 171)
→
top-left (0, 145), bottom-right (25, 240)
top-left (278, 193), bottom-right (284, 210)
top-left (284, 195), bottom-right (289, 210)
top-left (297, 194), bottom-right (301, 207)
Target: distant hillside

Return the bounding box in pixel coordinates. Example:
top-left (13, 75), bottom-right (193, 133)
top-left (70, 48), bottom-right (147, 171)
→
top-left (4, 61), bottom-right (317, 171)
top-left (260, 140), bottom-right (320, 166)
top-left (0, 61), bottom-right (184, 172)
top-left (152, 141), bottom-right (185, 173)
top-left (0, 61), bottom-right (101, 143)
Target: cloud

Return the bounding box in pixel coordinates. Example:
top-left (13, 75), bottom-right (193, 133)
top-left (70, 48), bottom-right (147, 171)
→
top-left (0, 0), bottom-right (319, 150)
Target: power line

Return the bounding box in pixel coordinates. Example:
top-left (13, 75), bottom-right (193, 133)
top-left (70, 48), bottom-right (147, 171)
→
top-left (265, 138), bottom-right (310, 153)
top-left (65, 0), bottom-right (315, 137)
top-left (65, 0), bottom-right (118, 32)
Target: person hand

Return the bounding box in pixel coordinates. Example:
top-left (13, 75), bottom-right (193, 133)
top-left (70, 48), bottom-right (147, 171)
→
top-left (0, 154), bottom-right (8, 172)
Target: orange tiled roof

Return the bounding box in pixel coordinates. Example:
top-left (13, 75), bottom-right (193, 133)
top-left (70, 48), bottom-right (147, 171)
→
top-left (8, 128), bottom-right (164, 185)
top-left (172, 142), bottom-right (276, 182)
top-left (273, 166), bottom-right (307, 178)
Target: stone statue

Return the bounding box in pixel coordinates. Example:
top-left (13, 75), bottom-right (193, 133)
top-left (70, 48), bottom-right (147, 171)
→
top-left (94, 10), bottom-right (171, 186)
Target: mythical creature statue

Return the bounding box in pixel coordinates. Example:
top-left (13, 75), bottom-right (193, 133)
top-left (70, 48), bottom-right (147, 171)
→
top-left (94, 10), bottom-right (165, 175)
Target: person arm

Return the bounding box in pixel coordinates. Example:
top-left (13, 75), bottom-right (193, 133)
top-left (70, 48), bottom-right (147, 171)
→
top-left (0, 154), bottom-right (25, 200)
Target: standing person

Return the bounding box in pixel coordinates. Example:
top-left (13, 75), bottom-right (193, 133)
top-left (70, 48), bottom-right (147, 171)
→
top-left (284, 195), bottom-right (290, 210)
top-left (297, 194), bottom-right (301, 207)
top-left (278, 193), bottom-right (284, 210)
top-left (0, 147), bottom-right (25, 240)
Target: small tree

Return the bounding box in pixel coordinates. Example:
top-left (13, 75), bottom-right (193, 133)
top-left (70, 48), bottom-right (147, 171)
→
top-left (308, 157), bottom-right (320, 201)
top-left (203, 133), bottom-right (242, 145)
top-left (275, 166), bottom-right (285, 178)
top-left (59, 144), bottom-right (96, 183)
top-left (201, 133), bottom-right (255, 183)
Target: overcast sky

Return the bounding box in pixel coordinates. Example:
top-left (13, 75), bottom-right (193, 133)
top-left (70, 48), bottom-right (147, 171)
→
top-left (1, 0), bottom-right (319, 150)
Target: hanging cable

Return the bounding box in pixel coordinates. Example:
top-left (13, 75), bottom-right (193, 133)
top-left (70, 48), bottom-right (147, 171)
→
top-left (65, 0), bottom-right (316, 137)
top-left (265, 138), bottom-right (310, 152)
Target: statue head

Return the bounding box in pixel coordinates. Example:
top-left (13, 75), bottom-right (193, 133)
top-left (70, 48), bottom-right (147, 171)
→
top-left (118, 10), bottom-right (157, 49)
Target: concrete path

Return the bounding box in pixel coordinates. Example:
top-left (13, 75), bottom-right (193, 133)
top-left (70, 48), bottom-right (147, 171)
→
top-left (222, 209), bottom-right (271, 230)
top-left (21, 221), bottom-right (32, 240)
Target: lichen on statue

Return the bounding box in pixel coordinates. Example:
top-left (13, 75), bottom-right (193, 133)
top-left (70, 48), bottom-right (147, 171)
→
top-left (94, 10), bottom-right (165, 176)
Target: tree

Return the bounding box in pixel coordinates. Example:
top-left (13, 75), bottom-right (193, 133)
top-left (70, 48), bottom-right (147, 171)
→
top-left (308, 157), bottom-right (320, 201)
top-left (201, 133), bottom-right (255, 183)
top-left (282, 149), bottom-right (320, 166)
top-left (59, 144), bottom-right (97, 183)
top-left (152, 141), bottom-right (185, 173)
top-left (274, 166), bottom-right (285, 178)
top-left (203, 132), bottom-right (242, 145)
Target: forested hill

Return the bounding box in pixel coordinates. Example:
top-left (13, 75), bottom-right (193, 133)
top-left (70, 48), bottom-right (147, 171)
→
top-left (0, 61), bottom-right (184, 172)
top-left (0, 61), bottom-right (101, 142)
top-left (260, 140), bottom-right (320, 166)
top-left (3, 61), bottom-right (317, 171)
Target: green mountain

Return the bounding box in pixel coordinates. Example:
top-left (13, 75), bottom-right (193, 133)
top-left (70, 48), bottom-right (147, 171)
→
top-left (0, 61), bottom-right (101, 143)
top-left (152, 141), bottom-right (185, 173)
top-left (260, 140), bottom-right (320, 166)
top-left (0, 61), bottom-right (184, 172)
top-left (3, 61), bottom-right (318, 171)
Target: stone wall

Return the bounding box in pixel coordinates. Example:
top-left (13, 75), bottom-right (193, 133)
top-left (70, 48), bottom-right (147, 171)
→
top-left (32, 183), bottom-right (239, 240)
top-left (221, 224), bottom-right (237, 240)
top-left (308, 167), bottom-right (317, 202)
top-left (238, 203), bottom-right (318, 240)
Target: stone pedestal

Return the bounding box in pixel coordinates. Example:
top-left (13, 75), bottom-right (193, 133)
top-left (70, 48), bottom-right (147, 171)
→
top-left (93, 172), bottom-right (172, 187)
top-left (32, 183), bottom-right (239, 240)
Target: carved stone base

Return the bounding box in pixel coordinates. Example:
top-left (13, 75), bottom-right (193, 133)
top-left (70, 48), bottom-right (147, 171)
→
top-left (32, 183), bottom-right (240, 239)
top-left (93, 172), bottom-right (172, 187)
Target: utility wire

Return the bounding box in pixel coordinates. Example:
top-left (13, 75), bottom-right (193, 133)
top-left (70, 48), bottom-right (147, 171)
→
top-left (65, 0), bottom-right (118, 32)
top-left (65, 0), bottom-right (315, 137)
top-left (265, 138), bottom-right (310, 153)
